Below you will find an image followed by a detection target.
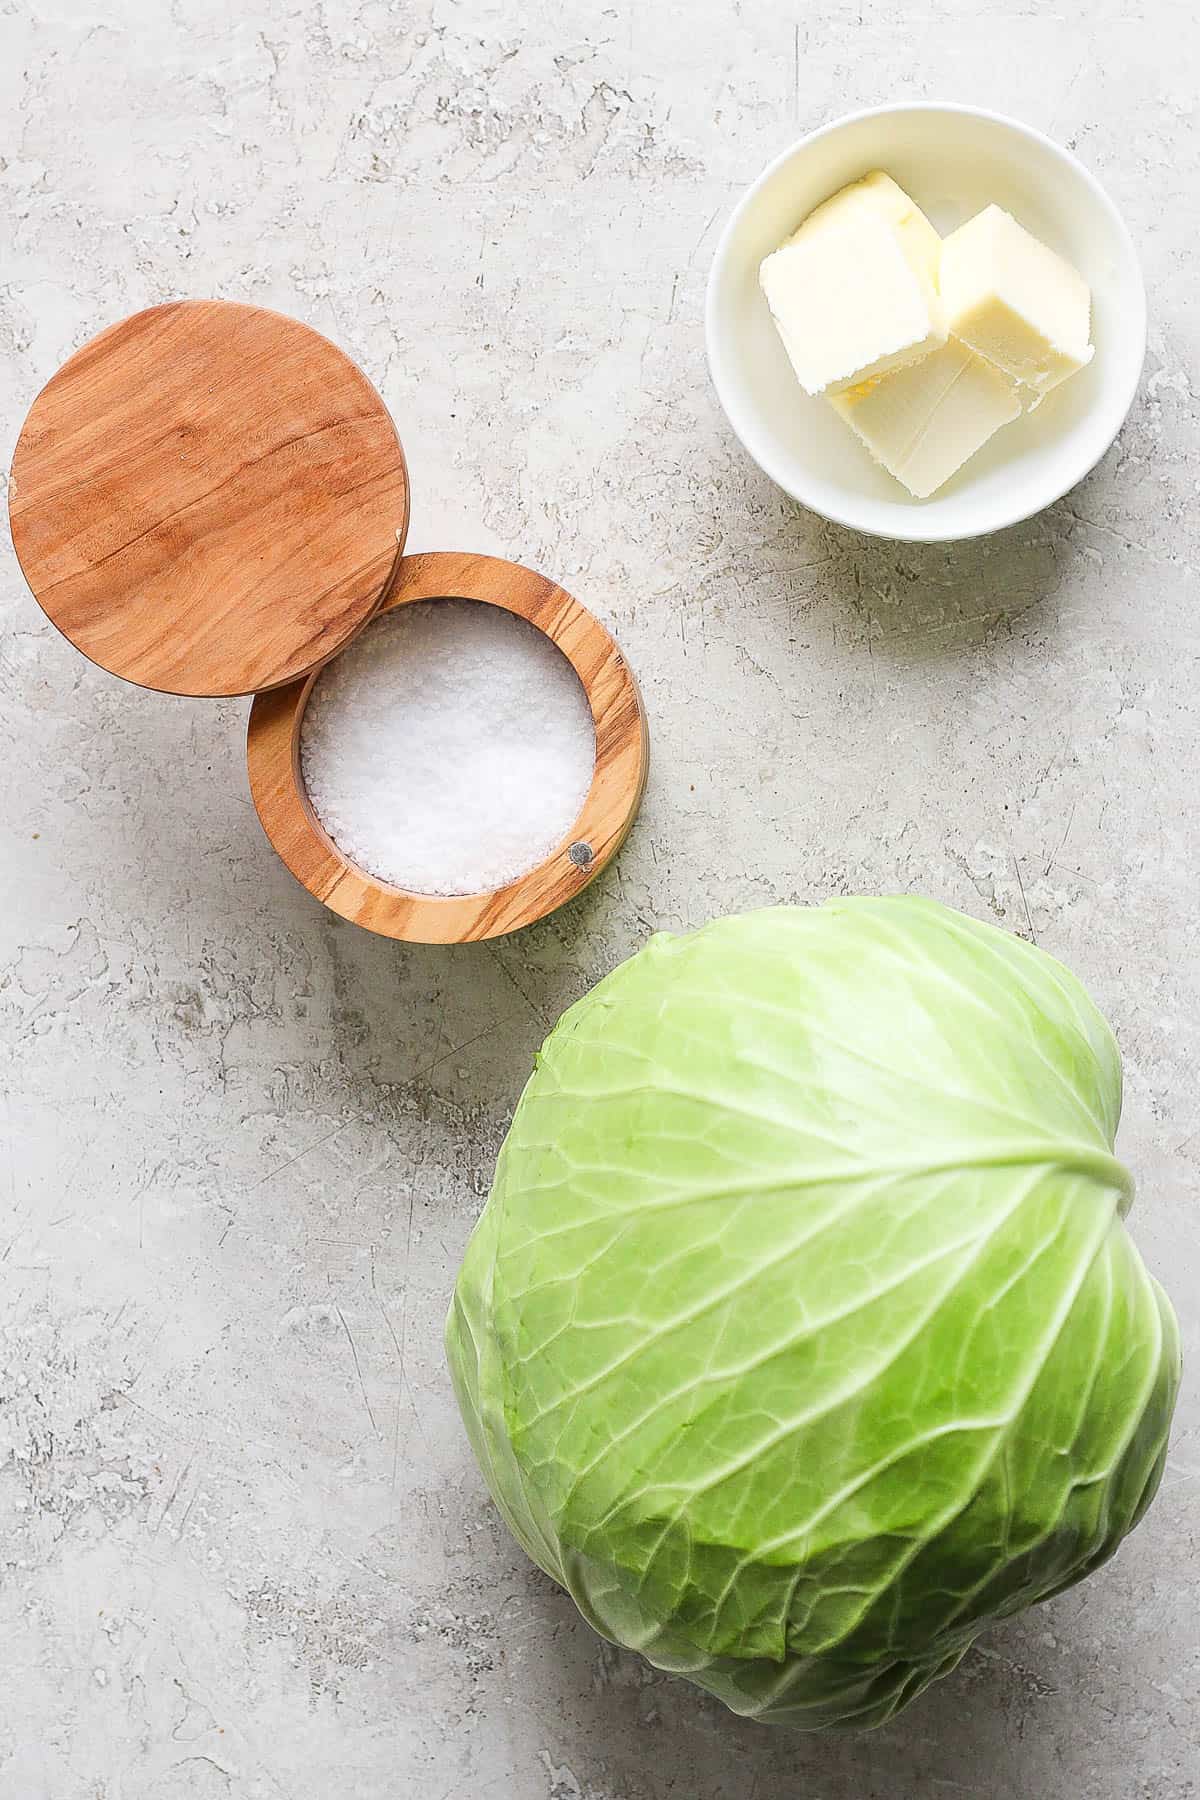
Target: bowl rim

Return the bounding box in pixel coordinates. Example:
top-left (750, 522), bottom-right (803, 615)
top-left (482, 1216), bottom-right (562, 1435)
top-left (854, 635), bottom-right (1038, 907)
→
top-left (704, 100), bottom-right (1148, 543)
top-left (246, 551), bottom-right (649, 944)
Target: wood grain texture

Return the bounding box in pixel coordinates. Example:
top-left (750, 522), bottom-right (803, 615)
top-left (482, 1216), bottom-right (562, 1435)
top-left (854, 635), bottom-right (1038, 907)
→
top-left (9, 299), bottom-right (410, 697)
top-left (246, 552), bottom-right (649, 943)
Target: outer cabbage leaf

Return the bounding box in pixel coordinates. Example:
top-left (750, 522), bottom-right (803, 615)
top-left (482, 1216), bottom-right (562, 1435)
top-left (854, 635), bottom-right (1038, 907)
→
top-left (446, 898), bottom-right (1181, 1728)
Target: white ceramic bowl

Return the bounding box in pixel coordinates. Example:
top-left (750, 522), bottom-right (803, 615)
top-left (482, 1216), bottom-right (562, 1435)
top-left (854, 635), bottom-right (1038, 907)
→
top-left (706, 103), bottom-right (1147, 542)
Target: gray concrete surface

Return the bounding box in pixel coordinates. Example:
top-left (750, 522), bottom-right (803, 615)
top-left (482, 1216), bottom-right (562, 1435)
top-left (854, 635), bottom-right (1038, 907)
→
top-left (1, 2), bottom-right (1197, 1796)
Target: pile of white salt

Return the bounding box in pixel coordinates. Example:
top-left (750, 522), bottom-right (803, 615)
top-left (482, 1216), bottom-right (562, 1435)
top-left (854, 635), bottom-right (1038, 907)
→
top-left (300, 599), bottom-right (596, 897)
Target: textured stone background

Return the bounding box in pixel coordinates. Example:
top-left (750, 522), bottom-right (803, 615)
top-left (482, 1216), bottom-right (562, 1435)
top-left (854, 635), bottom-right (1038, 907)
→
top-left (1, 2), bottom-right (1197, 1796)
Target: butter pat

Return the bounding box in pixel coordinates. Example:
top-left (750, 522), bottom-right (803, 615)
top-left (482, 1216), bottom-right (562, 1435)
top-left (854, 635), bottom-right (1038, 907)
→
top-left (940, 204), bottom-right (1093, 399)
top-left (759, 171), bottom-right (946, 396)
top-left (831, 341), bottom-right (1022, 499)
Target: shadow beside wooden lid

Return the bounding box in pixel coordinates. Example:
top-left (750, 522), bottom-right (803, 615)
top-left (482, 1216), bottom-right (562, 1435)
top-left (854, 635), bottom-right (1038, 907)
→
top-left (8, 299), bottom-right (410, 698)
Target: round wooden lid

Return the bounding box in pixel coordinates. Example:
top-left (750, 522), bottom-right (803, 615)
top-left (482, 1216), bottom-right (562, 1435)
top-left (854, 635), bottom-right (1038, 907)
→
top-left (8, 300), bottom-right (410, 697)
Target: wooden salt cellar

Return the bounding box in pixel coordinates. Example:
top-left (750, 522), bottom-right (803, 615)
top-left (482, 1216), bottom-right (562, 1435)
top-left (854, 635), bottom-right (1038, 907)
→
top-left (9, 300), bottom-right (648, 942)
top-left (248, 550), bottom-right (646, 944)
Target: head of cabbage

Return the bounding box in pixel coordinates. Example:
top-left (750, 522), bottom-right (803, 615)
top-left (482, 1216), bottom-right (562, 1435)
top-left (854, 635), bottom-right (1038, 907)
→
top-left (446, 898), bottom-right (1180, 1729)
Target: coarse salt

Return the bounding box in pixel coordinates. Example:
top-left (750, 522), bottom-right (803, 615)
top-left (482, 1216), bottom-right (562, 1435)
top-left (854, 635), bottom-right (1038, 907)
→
top-left (300, 599), bottom-right (596, 897)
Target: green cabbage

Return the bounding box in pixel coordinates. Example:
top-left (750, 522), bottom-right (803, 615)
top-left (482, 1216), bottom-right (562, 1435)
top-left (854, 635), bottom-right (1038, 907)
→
top-left (446, 897), bottom-right (1180, 1729)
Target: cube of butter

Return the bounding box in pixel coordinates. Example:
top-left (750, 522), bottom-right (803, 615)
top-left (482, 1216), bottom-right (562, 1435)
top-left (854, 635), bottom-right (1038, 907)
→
top-left (939, 204), bottom-right (1093, 400)
top-left (830, 340), bottom-right (1022, 499)
top-left (759, 171), bottom-right (947, 397)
